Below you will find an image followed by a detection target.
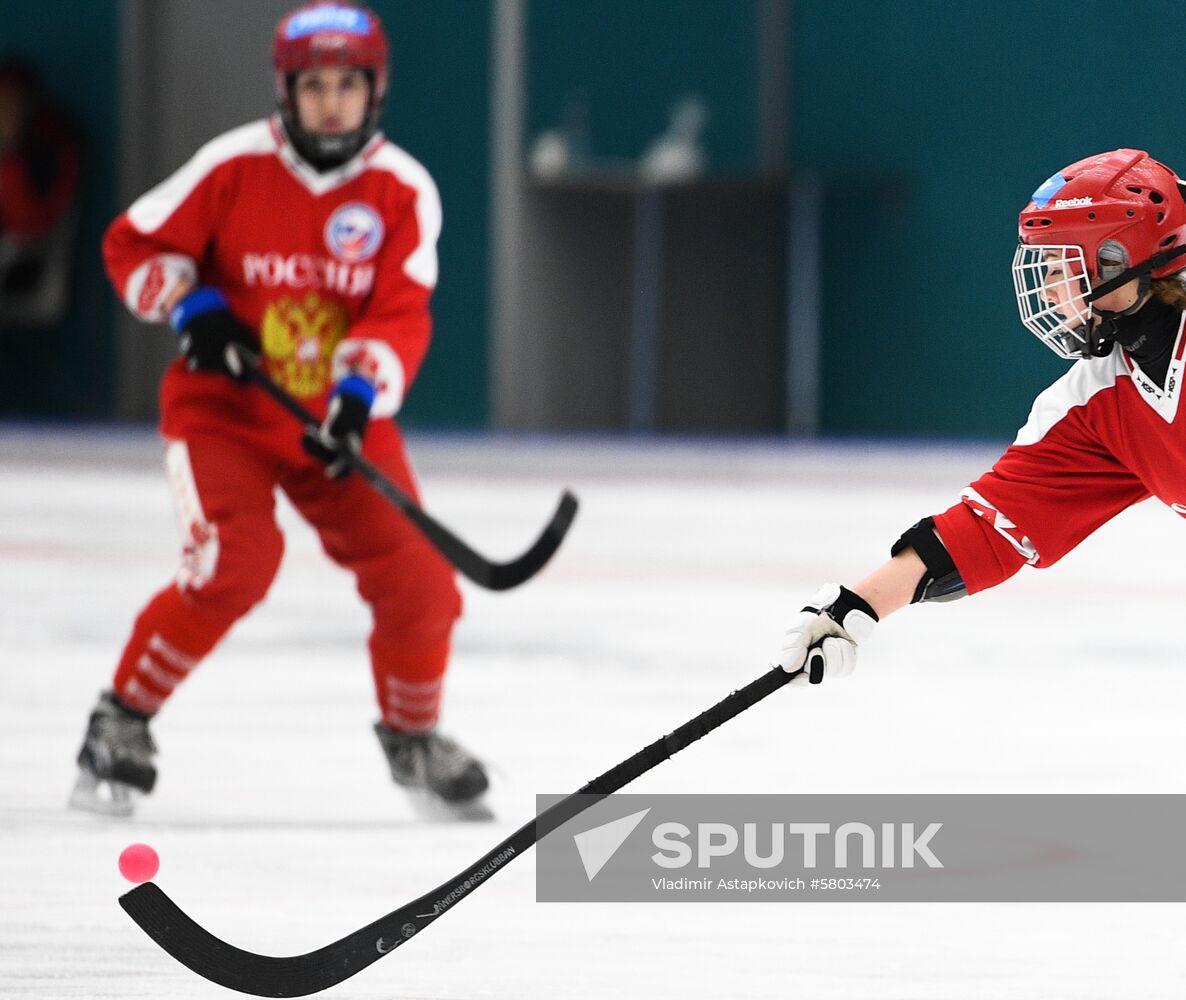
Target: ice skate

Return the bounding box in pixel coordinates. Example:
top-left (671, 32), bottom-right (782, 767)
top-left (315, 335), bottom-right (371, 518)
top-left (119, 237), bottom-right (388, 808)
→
top-left (374, 722), bottom-right (493, 821)
top-left (69, 691), bottom-right (157, 817)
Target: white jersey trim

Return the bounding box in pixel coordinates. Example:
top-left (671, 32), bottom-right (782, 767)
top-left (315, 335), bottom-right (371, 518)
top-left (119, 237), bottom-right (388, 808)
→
top-left (959, 487), bottom-right (1040, 565)
top-left (1013, 351), bottom-right (1125, 447)
top-left (128, 120), bottom-right (277, 234)
top-left (127, 117), bottom-right (441, 294)
top-left (1015, 314), bottom-right (1186, 446)
top-left (367, 144), bottom-right (442, 289)
top-left (164, 440), bottom-right (220, 593)
top-left (273, 117), bottom-right (388, 195)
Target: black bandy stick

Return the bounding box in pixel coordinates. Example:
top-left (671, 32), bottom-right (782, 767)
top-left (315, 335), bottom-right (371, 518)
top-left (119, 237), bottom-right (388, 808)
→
top-left (119, 665), bottom-right (800, 997)
top-left (231, 346), bottom-right (577, 591)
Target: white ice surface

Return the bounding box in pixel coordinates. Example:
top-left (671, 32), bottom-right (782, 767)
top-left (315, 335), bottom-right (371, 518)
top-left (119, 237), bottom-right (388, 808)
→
top-left (2, 428), bottom-right (1184, 998)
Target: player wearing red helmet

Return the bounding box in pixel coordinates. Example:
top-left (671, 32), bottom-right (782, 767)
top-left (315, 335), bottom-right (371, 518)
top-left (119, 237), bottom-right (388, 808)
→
top-left (273, 2), bottom-right (389, 169)
top-left (772, 149), bottom-right (1186, 686)
top-left (70, 2), bottom-right (491, 818)
top-left (1013, 149), bottom-right (1186, 360)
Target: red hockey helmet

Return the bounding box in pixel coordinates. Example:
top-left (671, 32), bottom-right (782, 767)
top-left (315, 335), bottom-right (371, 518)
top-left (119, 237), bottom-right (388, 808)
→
top-left (1013, 149), bottom-right (1186, 358)
top-left (272, 2), bottom-right (389, 168)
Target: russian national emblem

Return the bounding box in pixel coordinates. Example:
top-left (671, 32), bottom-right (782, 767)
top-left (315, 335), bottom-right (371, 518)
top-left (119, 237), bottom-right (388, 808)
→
top-left (261, 292), bottom-right (348, 398)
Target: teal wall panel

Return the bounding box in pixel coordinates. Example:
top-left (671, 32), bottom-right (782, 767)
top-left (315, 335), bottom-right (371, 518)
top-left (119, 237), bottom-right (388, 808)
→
top-left (792, 0), bottom-right (1186, 437)
top-left (527, 0), bottom-right (759, 173)
top-left (371, 0), bottom-right (490, 428)
top-left (20, 0), bottom-right (1177, 437)
top-left (0, 0), bottom-right (119, 417)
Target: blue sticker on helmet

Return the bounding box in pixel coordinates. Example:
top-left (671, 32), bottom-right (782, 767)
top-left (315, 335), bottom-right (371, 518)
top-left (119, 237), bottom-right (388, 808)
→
top-left (1031, 172), bottom-right (1069, 209)
top-left (285, 5), bottom-right (370, 39)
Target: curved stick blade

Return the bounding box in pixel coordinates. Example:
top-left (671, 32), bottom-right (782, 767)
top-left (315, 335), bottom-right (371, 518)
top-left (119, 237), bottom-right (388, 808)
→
top-left (239, 354), bottom-right (578, 592)
top-left (482, 489), bottom-right (579, 591)
top-left (120, 882), bottom-right (393, 997)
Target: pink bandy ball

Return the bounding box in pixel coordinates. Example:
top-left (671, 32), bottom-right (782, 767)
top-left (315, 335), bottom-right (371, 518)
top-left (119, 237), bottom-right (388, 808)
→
top-left (118, 843), bottom-right (160, 883)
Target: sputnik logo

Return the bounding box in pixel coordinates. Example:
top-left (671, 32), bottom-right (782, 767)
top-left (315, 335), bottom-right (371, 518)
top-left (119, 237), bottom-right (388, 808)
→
top-left (573, 807), bottom-right (651, 881)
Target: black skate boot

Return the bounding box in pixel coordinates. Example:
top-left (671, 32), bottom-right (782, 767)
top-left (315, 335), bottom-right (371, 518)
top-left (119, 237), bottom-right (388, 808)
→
top-left (374, 722), bottom-right (491, 820)
top-left (69, 691), bottom-right (158, 817)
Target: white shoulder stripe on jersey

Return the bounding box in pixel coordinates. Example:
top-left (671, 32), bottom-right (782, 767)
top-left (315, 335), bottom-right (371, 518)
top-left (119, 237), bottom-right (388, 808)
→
top-left (1013, 350), bottom-right (1125, 448)
top-left (367, 143), bottom-right (442, 289)
top-left (127, 119), bottom-right (277, 234)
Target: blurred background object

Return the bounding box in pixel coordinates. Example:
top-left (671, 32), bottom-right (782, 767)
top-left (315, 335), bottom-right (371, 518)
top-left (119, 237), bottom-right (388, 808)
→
top-left (528, 95), bottom-right (591, 180)
top-left (498, 0), bottom-right (785, 433)
top-left (0, 59), bottom-right (82, 329)
top-left (638, 96), bottom-right (709, 184)
top-left (0, 2), bottom-right (117, 419)
top-left (5, 0), bottom-right (1186, 439)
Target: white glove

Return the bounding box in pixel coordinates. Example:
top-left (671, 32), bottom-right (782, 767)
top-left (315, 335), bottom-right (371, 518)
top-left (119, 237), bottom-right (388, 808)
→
top-left (778, 584), bottom-right (878, 686)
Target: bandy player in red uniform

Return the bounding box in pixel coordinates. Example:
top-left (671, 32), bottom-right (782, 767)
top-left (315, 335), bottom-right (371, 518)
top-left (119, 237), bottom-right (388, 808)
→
top-left (70, 2), bottom-right (489, 816)
top-left (776, 149), bottom-right (1186, 682)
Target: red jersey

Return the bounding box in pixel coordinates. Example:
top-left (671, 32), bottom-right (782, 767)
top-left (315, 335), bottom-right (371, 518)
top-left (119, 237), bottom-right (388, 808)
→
top-left (103, 115), bottom-right (440, 438)
top-left (933, 314), bottom-right (1186, 593)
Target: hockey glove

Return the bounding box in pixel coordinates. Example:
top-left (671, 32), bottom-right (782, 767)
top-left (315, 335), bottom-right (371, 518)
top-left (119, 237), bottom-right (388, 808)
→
top-left (778, 583), bottom-right (878, 685)
top-left (169, 287), bottom-right (255, 381)
top-left (301, 375), bottom-right (375, 479)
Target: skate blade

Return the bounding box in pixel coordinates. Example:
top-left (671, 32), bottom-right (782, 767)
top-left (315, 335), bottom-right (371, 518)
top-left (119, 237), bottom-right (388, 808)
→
top-left (68, 771), bottom-right (137, 817)
top-left (407, 788), bottom-right (495, 823)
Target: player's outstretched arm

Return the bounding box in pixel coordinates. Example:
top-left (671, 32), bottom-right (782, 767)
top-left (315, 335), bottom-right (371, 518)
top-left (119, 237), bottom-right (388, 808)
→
top-left (850, 547), bottom-right (929, 620)
top-left (778, 517), bottom-right (963, 684)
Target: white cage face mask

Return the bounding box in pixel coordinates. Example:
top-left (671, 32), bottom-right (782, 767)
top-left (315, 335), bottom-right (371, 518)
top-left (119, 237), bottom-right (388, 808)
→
top-left (1012, 244), bottom-right (1095, 359)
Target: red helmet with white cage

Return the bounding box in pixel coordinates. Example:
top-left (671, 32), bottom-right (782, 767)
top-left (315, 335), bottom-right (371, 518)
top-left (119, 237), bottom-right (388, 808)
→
top-left (1013, 149), bottom-right (1186, 359)
top-left (272, 2), bottom-right (389, 169)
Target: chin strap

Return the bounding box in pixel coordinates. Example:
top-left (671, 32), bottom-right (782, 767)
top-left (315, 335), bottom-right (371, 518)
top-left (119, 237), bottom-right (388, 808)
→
top-left (1093, 274), bottom-right (1153, 318)
top-left (1084, 318), bottom-right (1118, 357)
top-left (1083, 273), bottom-right (1156, 357)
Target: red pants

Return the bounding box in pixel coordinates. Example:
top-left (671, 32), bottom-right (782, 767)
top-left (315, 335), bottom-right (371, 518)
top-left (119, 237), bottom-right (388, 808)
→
top-left (113, 423), bottom-right (462, 732)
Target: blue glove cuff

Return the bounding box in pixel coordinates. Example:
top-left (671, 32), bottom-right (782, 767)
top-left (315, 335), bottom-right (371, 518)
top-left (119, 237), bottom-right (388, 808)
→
top-left (170, 286), bottom-right (229, 333)
top-left (334, 374), bottom-right (376, 410)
